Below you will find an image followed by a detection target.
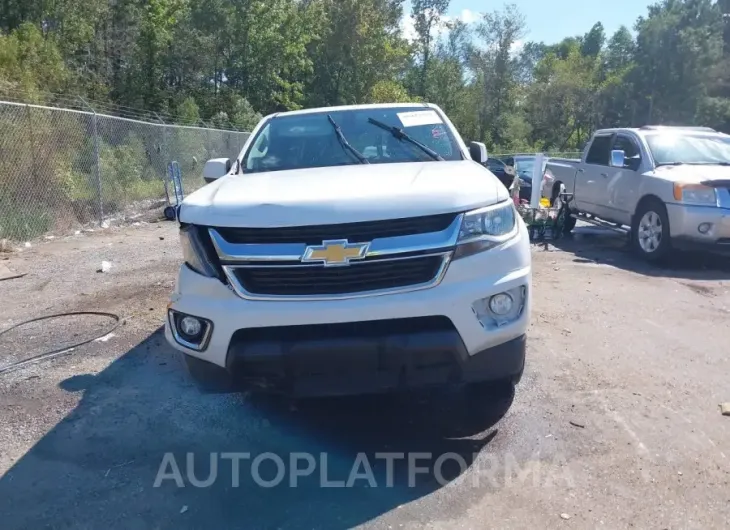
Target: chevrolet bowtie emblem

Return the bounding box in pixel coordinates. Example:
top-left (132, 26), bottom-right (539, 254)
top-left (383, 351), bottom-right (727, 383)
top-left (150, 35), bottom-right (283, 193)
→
top-left (301, 239), bottom-right (370, 266)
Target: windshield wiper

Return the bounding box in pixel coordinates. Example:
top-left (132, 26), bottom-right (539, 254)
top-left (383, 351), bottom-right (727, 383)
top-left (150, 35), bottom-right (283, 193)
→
top-left (327, 114), bottom-right (369, 164)
top-left (367, 117), bottom-right (444, 161)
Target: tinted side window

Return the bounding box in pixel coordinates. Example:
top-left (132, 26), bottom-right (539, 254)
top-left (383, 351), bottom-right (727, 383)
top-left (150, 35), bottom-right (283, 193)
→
top-left (585, 135), bottom-right (612, 165)
top-left (612, 136), bottom-right (640, 159)
top-left (612, 135), bottom-right (642, 170)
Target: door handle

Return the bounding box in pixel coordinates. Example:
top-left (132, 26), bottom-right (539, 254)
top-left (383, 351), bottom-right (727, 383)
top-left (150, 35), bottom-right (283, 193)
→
top-left (577, 168), bottom-right (584, 173)
top-left (600, 172), bottom-right (608, 177)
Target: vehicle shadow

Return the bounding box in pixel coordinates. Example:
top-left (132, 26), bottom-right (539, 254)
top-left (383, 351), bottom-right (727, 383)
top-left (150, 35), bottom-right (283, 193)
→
top-left (548, 225), bottom-right (730, 280)
top-left (0, 327), bottom-right (512, 529)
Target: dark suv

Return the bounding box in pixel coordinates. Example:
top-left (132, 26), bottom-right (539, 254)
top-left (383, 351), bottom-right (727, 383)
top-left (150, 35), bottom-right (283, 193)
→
top-left (484, 158), bottom-right (515, 190)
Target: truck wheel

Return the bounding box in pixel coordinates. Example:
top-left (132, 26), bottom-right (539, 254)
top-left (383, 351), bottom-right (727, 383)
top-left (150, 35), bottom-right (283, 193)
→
top-left (631, 199), bottom-right (671, 261)
top-left (184, 355), bottom-right (236, 393)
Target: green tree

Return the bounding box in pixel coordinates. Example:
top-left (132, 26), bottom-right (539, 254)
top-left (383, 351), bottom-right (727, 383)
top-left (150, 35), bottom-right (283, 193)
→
top-left (631, 0), bottom-right (723, 124)
top-left (581, 22), bottom-right (605, 57)
top-left (411, 0), bottom-right (451, 97)
top-left (305, 0), bottom-right (410, 107)
top-left (471, 4), bottom-right (526, 147)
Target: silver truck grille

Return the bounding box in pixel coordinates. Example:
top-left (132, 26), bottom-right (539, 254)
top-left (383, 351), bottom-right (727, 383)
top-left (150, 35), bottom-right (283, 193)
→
top-left (208, 214), bottom-right (463, 301)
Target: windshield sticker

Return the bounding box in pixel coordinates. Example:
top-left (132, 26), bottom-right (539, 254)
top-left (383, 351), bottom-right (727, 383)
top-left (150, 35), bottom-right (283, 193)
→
top-left (431, 125), bottom-right (446, 138)
top-left (397, 110), bottom-right (443, 127)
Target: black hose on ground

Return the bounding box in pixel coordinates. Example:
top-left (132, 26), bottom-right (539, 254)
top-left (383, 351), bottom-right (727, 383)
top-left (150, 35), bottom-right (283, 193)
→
top-left (0, 311), bottom-right (121, 375)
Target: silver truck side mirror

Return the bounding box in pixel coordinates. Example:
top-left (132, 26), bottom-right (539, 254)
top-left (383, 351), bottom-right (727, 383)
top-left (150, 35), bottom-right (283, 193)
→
top-left (469, 141), bottom-right (488, 164)
top-left (203, 158), bottom-right (232, 184)
top-left (610, 150), bottom-right (625, 168)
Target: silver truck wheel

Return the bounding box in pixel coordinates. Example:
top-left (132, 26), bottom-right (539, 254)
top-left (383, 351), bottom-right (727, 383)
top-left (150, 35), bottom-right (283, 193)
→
top-left (638, 211), bottom-right (663, 252)
top-left (632, 199), bottom-right (671, 261)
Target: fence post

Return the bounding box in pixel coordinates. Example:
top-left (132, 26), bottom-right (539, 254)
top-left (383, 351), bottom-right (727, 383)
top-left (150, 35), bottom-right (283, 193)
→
top-left (200, 119), bottom-right (212, 158)
top-left (79, 97), bottom-right (104, 224)
top-left (25, 104), bottom-right (39, 192)
top-left (155, 112), bottom-right (168, 178)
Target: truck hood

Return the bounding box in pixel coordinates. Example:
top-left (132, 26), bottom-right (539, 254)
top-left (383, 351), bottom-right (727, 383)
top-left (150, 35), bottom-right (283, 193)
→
top-left (652, 164), bottom-right (730, 185)
top-left (179, 161), bottom-right (506, 227)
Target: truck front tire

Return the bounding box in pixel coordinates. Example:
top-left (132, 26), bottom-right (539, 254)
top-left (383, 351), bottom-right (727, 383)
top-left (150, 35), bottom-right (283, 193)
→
top-left (631, 199), bottom-right (671, 262)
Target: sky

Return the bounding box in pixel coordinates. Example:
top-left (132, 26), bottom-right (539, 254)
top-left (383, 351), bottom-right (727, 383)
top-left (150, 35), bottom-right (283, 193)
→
top-left (402, 0), bottom-right (656, 46)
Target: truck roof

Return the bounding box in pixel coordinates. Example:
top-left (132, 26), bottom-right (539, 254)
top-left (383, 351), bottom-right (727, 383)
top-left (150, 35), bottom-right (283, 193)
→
top-left (269, 102), bottom-right (434, 118)
top-left (594, 125), bottom-right (720, 136)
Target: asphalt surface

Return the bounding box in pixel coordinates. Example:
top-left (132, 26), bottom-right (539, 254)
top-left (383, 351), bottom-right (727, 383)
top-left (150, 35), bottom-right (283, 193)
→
top-left (1, 221), bottom-right (729, 529)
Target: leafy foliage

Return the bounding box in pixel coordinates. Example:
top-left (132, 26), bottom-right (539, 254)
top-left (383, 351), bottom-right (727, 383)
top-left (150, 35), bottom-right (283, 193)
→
top-left (0, 0), bottom-right (729, 153)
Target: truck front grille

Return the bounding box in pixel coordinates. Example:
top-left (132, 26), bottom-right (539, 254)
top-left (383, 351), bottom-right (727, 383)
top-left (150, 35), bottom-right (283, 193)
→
top-left (214, 213), bottom-right (458, 245)
top-left (229, 254), bottom-right (446, 297)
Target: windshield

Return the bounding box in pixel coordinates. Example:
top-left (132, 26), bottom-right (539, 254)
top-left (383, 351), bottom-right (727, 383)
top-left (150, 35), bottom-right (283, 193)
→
top-left (645, 133), bottom-right (730, 166)
top-left (241, 107), bottom-right (463, 173)
top-left (486, 159), bottom-right (505, 172)
top-left (514, 157), bottom-right (536, 179)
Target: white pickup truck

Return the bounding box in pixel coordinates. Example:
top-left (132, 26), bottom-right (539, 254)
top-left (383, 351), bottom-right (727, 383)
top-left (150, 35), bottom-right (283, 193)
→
top-left (545, 126), bottom-right (730, 261)
top-left (164, 103), bottom-right (531, 399)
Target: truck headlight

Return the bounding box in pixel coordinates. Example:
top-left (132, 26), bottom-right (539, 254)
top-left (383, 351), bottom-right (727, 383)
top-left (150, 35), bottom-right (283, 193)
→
top-left (454, 201), bottom-right (518, 259)
top-left (180, 225), bottom-right (220, 278)
top-left (673, 183), bottom-right (717, 206)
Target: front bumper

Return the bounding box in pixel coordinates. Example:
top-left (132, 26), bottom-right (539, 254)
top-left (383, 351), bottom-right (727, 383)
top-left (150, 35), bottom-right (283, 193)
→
top-left (666, 203), bottom-right (730, 250)
top-left (165, 224), bottom-right (531, 395)
top-left (225, 323), bottom-right (526, 397)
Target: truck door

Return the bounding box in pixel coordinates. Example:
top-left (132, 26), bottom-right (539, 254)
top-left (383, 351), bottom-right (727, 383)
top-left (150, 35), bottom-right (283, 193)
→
top-left (576, 134), bottom-right (613, 216)
top-left (605, 134), bottom-right (643, 225)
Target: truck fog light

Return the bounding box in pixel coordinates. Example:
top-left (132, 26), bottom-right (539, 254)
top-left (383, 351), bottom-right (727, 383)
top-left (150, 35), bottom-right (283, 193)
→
top-left (489, 293), bottom-right (514, 316)
top-left (698, 223), bottom-right (712, 234)
top-left (169, 310), bottom-right (212, 351)
top-left (472, 286), bottom-right (527, 329)
top-left (180, 316), bottom-right (203, 339)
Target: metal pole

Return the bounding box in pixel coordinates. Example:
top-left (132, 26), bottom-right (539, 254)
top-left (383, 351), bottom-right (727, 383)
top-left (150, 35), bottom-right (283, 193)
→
top-left (155, 112), bottom-right (168, 170)
top-left (25, 104), bottom-right (39, 192)
top-left (80, 97), bottom-right (104, 223)
top-left (201, 119), bottom-right (211, 157)
top-left (530, 153), bottom-right (546, 209)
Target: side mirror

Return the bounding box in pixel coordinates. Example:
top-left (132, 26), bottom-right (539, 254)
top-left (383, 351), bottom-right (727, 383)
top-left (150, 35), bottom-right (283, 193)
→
top-left (203, 158), bottom-right (232, 184)
top-left (610, 149), bottom-right (625, 168)
top-left (469, 141), bottom-right (488, 164)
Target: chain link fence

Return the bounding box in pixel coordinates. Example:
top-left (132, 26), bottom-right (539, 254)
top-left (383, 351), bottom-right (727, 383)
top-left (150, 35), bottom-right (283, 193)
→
top-left (0, 100), bottom-right (250, 242)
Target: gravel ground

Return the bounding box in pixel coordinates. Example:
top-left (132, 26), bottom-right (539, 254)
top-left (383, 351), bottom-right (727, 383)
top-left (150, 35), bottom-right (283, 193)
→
top-left (1, 221), bottom-right (729, 529)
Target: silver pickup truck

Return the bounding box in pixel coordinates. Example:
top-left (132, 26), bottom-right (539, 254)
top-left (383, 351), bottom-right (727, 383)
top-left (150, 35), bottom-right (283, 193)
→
top-left (544, 126), bottom-right (730, 261)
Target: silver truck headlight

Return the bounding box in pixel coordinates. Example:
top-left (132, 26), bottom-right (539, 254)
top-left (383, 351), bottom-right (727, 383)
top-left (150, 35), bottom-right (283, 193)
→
top-left (180, 225), bottom-right (220, 278)
top-left (454, 201), bottom-right (518, 259)
top-left (673, 183), bottom-right (717, 206)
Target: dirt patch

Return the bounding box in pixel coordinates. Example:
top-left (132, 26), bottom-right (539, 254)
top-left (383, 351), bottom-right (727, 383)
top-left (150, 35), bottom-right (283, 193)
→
top-left (1, 225), bottom-right (729, 529)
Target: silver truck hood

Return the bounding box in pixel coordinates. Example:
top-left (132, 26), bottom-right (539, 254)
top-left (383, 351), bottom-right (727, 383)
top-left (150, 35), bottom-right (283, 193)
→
top-left (652, 164), bottom-right (730, 185)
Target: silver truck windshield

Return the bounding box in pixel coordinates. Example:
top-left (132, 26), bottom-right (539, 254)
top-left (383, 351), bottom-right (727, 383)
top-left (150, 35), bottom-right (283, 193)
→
top-left (241, 107), bottom-right (463, 173)
top-left (646, 133), bottom-right (730, 167)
